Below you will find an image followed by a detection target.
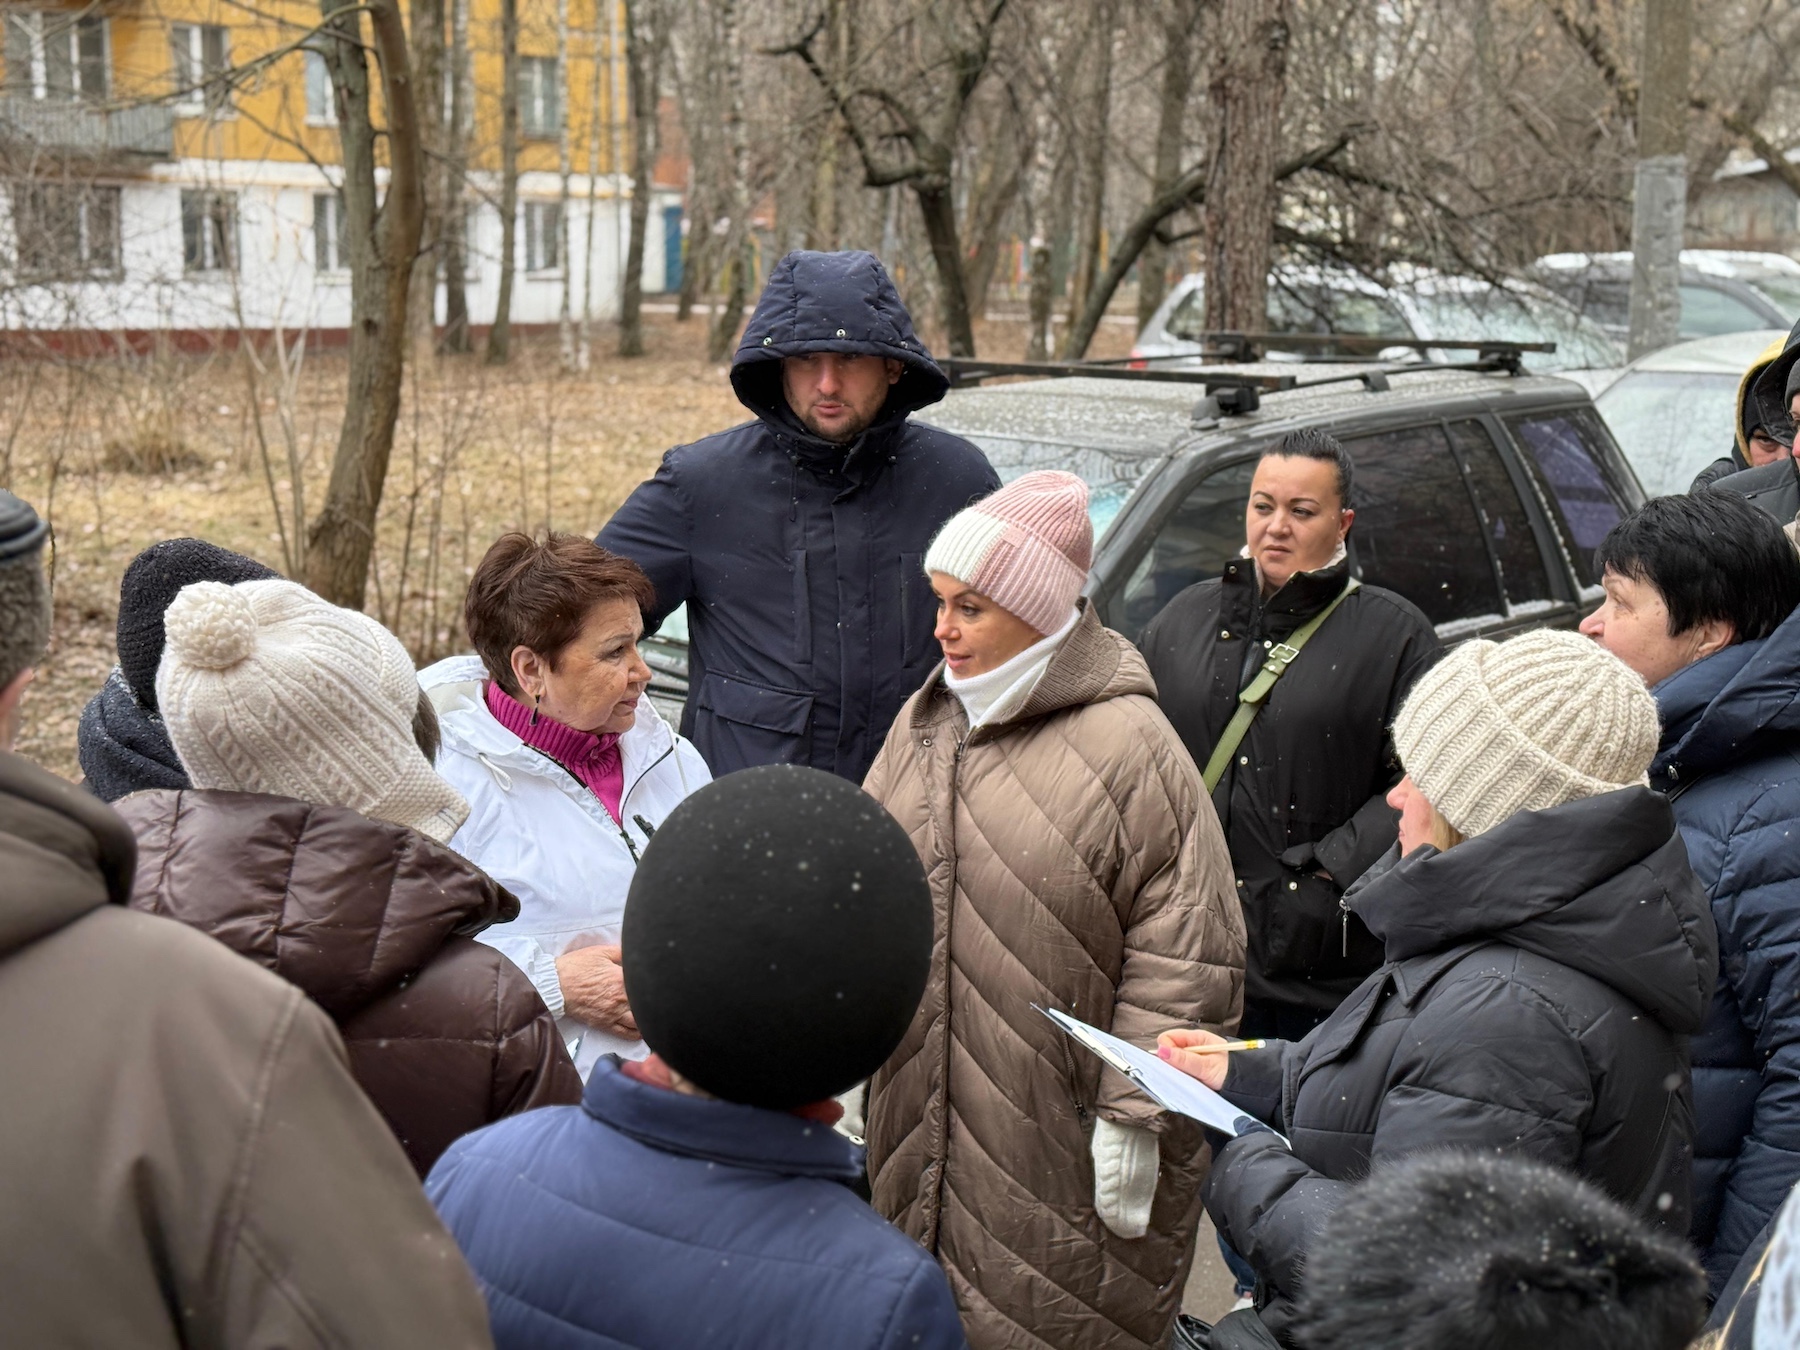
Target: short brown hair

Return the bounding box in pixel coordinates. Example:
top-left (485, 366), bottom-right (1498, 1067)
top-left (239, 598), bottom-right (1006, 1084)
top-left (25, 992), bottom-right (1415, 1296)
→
top-left (465, 532), bottom-right (656, 697)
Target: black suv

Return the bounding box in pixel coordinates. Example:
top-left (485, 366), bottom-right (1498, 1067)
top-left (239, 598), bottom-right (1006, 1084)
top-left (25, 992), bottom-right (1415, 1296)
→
top-left (640, 359), bottom-right (1644, 720)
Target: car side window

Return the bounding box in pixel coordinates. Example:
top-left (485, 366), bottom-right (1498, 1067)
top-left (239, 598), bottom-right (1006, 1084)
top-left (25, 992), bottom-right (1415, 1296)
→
top-left (1445, 420), bottom-right (1555, 607)
top-left (1504, 409), bottom-right (1632, 589)
top-left (1115, 459), bottom-right (1257, 641)
top-left (1342, 424), bottom-right (1504, 626)
top-left (1679, 284), bottom-right (1770, 339)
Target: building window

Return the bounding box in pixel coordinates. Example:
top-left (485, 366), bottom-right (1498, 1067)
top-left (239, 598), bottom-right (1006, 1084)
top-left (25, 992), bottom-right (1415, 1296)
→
top-left (523, 200), bottom-right (561, 272)
top-left (170, 24), bottom-right (230, 114)
top-left (519, 56), bottom-right (559, 138)
top-left (180, 189), bottom-right (236, 273)
top-left (313, 192), bottom-right (347, 272)
top-left (11, 182), bottom-right (121, 279)
top-left (304, 50), bottom-right (336, 125)
top-left (4, 12), bottom-right (108, 102)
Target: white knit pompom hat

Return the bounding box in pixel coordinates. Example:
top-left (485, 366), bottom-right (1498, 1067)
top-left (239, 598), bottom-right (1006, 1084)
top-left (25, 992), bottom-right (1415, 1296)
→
top-left (1392, 629), bottom-right (1660, 840)
top-left (923, 470), bottom-right (1092, 635)
top-left (157, 579), bottom-right (469, 843)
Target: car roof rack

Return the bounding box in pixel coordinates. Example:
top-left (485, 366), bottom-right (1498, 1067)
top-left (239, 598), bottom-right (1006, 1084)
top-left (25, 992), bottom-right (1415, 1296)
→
top-left (1188, 331), bottom-right (1555, 374)
top-left (939, 336), bottom-right (1560, 423)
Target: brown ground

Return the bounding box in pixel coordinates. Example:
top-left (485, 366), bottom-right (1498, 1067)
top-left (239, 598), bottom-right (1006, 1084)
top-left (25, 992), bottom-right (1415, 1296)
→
top-left (9, 308), bottom-right (1135, 779)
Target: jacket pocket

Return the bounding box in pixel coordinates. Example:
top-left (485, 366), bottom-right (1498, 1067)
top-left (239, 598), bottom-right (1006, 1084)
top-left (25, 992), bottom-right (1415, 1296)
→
top-left (695, 672), bottom-right (815, 766)
top-left (790, 550), bottom-right (812, 668)
top-left (900, 553), bottom-right (924, 663)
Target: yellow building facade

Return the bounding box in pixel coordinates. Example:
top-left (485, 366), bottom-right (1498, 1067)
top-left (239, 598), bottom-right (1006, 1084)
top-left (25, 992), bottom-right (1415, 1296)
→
top-left (0, 0), bottom-right (672, 332)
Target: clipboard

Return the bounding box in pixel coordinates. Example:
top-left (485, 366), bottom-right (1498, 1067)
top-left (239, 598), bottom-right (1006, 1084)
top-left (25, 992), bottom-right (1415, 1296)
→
top-left (1037, 1005), bottom-right (1288, 1143)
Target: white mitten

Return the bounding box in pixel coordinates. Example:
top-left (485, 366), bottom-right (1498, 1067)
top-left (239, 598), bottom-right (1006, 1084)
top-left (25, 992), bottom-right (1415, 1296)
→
top-left (1091, 1117), bottom-right (1159, 1239)
top-left (833, 1080), bottom-right (867, 1144)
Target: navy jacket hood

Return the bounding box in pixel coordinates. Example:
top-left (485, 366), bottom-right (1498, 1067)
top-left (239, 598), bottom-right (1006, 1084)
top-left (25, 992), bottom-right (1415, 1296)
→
top-left (730, 250), bottom-right (949, 434)
top-left (1351, 787), bottom-right (1714, 1035)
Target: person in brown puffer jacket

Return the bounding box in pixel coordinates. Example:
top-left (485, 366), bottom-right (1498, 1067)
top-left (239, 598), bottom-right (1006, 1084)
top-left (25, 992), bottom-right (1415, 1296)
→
top-left (115, 576), bottom-right (581, 1176)
top-left (863, 472), bottom-right (1245, 1350)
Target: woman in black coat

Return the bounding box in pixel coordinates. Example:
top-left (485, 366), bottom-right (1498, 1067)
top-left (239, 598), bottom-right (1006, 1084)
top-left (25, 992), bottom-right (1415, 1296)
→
top-left (1160, 630), bottom-right (1718, 1344)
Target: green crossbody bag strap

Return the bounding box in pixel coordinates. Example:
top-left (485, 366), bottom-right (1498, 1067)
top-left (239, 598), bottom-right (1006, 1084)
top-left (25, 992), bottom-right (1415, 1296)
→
top-left (1201, 579), bottom-right (1361, 793)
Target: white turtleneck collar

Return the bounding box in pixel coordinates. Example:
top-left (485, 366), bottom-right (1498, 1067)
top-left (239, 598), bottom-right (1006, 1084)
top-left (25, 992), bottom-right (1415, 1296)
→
top-left (943, 607), bottom-right (1080, 730)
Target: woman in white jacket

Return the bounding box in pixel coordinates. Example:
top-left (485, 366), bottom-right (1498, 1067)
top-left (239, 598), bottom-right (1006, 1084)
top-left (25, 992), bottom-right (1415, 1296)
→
top-left (422, 533), bottom-right (709, 1077)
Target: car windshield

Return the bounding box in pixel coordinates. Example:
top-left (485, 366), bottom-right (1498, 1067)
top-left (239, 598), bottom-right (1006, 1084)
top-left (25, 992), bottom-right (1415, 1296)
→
top-left (960, 435), bottom-right (1162, 539)
top-left (1595, 369), bottom-right (1739, 497)
top-left (1403, 285), bottom-right (1623, 371)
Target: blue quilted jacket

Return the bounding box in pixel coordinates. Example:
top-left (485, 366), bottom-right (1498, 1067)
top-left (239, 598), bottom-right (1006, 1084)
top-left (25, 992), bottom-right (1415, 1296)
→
top-left (1654, 606), bottom-right (1800, 1297)
top-left (426, 1059), bottom-right (968, 1349)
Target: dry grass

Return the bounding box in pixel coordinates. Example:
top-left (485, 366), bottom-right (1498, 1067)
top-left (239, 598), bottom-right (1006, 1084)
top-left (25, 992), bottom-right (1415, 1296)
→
top-left (4, 308), bottom-right (1131, 780)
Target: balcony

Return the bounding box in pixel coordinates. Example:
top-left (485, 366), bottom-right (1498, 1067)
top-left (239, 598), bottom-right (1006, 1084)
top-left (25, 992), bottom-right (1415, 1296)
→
top-left (0, 97), bottom-right (175, 161)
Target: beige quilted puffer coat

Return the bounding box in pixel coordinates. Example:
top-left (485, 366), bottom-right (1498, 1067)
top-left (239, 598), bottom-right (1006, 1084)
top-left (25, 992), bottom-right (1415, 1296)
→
top-left (863, 603), bottom-right (1244, 1350)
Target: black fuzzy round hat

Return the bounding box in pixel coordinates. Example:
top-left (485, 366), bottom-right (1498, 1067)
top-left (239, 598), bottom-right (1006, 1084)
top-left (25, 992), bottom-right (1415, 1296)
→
top-left (622, 765), bottom-right (932, 1110)
top-left (116, 538), bottom-right (278, 711)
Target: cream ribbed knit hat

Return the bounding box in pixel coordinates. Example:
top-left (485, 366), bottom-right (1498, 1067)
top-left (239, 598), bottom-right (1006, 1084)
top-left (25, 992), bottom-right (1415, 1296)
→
top-left (1392, 629), bottom-right (1660, 839)
top-left (923, 470), bottom-right (1092, 635)
top-left (157, 579), bottom-right (469, 842)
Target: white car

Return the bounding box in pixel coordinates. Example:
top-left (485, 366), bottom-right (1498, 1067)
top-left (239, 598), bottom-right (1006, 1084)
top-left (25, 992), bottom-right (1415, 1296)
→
top-left (1591, 329), bottom-right (1787, 497)
top-left (1534, 250), bottom-right (1800, 344)
top-left (1133, 267), bottom-right (1620, 373)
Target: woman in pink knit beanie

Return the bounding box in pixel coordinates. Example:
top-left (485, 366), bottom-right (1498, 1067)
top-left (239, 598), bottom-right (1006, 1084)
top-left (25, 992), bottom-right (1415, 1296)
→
top-left (861, 470), bottom-right (1246, 1350)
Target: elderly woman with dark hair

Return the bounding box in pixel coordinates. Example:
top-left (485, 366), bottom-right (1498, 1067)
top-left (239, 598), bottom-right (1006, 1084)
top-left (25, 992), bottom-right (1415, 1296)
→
top-left (421, 533), bottom-right (709, 1078)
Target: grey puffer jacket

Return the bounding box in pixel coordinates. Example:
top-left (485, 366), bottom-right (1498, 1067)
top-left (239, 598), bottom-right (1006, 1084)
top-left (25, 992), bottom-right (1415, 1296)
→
top-left (1204, 788), bottom-right (1717, 1342)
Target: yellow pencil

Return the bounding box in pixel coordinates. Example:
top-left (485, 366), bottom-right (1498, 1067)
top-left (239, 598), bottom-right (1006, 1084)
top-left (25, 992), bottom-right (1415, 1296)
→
top-left (1165, 1038), bottom-right (1266, 1053)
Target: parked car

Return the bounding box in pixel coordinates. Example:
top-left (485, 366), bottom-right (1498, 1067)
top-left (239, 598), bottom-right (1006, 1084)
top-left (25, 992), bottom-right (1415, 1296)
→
top-left (1134, 267), bottom-right (1618, 373)
top-left (1132, 266), bottom-right (1415, 365)
top-left (640, 362), bottom-right (1645, 718)
top-left (1533, 250), bottom-right (1800, 344)
top-left (1590, 329), bottom-right (1787, 497)
top-left (1387, 270), bottom-right (1624, 372)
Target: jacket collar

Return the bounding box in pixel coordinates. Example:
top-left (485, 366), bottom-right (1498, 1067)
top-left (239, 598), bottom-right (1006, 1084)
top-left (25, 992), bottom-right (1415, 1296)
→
top-left (1652, 604), bottom-right (1800, 785)
top-left (1347, 788), bottom-right (1715, 1034)
top-left (1221, 553), bottom-right (1353, 634)
top-left (582, 1058), bottom-right (865, 1183)
top-left (422, 654), bottom-right (676, 790)
top-left (0, 749), bottom-right (137, 955)
top-left (908, 602), bottom-right (1154, 738)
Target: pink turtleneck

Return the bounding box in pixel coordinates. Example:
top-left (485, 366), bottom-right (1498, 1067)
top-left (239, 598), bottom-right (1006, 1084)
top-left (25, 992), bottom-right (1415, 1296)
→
top-left (485, 681), bottom-right (625, 826)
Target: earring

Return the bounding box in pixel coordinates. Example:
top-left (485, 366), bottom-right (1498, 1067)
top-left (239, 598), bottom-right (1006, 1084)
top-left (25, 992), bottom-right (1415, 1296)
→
top-left (530, 693), bottom-right (541, 727)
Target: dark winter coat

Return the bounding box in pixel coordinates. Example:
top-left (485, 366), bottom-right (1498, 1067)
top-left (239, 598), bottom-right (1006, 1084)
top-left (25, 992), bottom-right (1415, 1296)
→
top-left (1138, 554), bottom-right (1442, 1015)
top-left (1203, 789), bottom-right (1717, 1342)
top-left (597, 250), bottom-right (998, 782)
top-left (1653, 608), bottom-right (1800, 1296)
top-left (0, 751), bottom-right (494, 1348)
top-left (115, 788), bottom-right (582, 1175)
top-left (77, 668), bottom-right (188, 801)
top-left (427, 1057), bottom-right (968, 1350)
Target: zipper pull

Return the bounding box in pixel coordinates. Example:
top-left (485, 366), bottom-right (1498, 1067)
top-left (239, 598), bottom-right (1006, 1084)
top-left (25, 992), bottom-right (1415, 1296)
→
top-left (1340, 894), bottom-right (1351, 958)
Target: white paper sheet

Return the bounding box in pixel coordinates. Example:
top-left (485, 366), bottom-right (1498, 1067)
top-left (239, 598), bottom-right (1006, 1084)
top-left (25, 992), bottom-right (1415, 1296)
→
top-left (1038, 1006), bottom-right (1287, 1143)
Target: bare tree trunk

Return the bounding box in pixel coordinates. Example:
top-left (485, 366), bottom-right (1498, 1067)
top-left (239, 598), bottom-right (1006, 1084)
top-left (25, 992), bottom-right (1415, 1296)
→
top-left (1026, 235), bottom-right (1054, 361)
top-left (408, 0), bottom-right (447, 368)
top-left (579, 0), bottom-right (606, 369)
top-left (1626, 0), bottom-right (1690, 360)
top-left (556, 0), bottom-right (576, 369)
top-left (306, 0), bottom-right (425, 609)
top-left (442, 0), bottom-right (472, 351)
top-left (1139, 0), bottom-right (1195, 332)
top-left (1062, 3), bottom-right (1115, 351)
top-left (915, 175), bottom-right (977, 357)
top-left (619, 0), bottom-right (661, 356)
top-left (1203, 0), bottom-right (1290, 333)
top-left (486, 0), bottom-right (521, 364)
top-left (708, 0), bottom-right (751, 364)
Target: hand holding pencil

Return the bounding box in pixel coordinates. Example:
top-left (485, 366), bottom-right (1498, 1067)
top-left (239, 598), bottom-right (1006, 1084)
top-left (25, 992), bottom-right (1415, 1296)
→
top-left (1156, 1028), bottom-right (1265, 1090)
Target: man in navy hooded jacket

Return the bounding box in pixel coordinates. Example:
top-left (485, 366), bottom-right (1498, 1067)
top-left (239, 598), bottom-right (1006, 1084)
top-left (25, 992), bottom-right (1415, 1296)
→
top-left (598, 250), bottom-right (998, 781)
top-left (1581, 491), bottom-right (1800, 1297)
